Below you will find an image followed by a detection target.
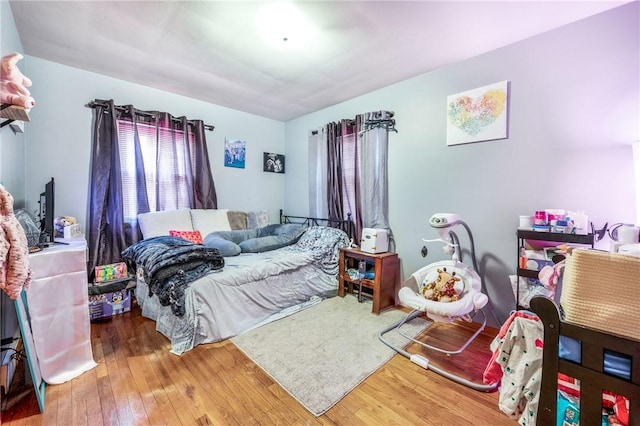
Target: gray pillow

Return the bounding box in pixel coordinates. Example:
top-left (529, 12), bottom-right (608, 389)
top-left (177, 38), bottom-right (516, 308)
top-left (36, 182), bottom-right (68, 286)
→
top-left (202, 235), bottom-right (241, 257)
top-left (256, 223), bottom-right (304, 237)
top-left (206, 229), bottom-right (258, 244)
top-left (239, 228), bottom-right (306, 253)
top-left (204, 225), bottom-right (306, 254)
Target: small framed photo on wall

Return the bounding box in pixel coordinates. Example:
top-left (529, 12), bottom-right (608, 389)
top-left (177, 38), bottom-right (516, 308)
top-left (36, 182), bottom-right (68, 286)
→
top-left (263, 152), bottom-right (285, 173)
top-left (224, 137), bottom-right (246, 169)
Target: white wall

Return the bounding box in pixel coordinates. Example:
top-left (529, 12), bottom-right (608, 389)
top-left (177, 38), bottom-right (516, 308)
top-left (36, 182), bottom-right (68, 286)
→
top-left (4, 2), bottom-right (639, 327)
top-left (0, 0), bottom-right (26, 205)
top-left (285, 3), bottom-right (640, 324)
top-left (22, 58), bottom-right (287, 230)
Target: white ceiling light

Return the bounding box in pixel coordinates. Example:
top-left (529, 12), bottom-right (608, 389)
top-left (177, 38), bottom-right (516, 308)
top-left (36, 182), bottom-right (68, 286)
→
top-left (256, 2), bottom-right (316, 49)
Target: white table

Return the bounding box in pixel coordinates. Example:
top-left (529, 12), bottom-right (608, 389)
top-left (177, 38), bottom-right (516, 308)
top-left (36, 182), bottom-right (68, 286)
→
top-left (26, 238), bottom-right (97, 384)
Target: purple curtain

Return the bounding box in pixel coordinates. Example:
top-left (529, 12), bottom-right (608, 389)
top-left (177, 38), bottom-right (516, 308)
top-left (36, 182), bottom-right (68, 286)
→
top-left (87, 99), bottom-right (217, 281)
top-left (326, 121), bottom-right (344, 223)
top-left (326, 116), bottom-right (362, 242)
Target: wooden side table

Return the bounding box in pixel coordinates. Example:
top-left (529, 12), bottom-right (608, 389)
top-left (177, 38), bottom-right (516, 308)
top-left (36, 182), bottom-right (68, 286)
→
top-left (338, 248), bottom-right (400, 314)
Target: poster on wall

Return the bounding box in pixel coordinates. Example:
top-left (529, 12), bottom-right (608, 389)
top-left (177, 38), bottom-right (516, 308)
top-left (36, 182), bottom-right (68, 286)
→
top-left (263, 152), bottom-right (285, 173)
top-left (224, 137), bottom-right (246, 168)
top-left (446, 80), bottom-right (510, 146)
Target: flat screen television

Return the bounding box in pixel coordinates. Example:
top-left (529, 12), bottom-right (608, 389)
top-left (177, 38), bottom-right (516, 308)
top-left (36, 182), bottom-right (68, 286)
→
top-left (39, 178), bottom-right (55, 243)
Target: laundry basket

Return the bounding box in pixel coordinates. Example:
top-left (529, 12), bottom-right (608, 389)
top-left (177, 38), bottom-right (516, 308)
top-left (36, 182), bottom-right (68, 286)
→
top-left (560, 248), bottom-right (640, 340)
top-left (14, 209), bottom-right (42, 249)
top-left (25, 231), bottom-right (41, 248)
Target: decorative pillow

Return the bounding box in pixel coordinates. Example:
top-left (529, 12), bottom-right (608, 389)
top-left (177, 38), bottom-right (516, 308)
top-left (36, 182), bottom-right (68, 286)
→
top-left (239, 228), bottom-right (306, 253)
top-left (247, 210), bottom-right (270, 229)
top-left (202, 235), bottom-right (242, 257)
top-left (227, 210), bottom-right (248, 230)
top-left (137, 209), bottom-right (194, 239)
top-left (169, 230), bottom-right (203, 244)
top-left (191, 209), bottom-right (232, 236)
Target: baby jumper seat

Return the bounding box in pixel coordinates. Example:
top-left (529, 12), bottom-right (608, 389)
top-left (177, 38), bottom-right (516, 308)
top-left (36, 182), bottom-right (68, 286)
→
top-left (398, 259), bottom-right (488, 323)
top-left (378, 213), bottom-right (499, 392)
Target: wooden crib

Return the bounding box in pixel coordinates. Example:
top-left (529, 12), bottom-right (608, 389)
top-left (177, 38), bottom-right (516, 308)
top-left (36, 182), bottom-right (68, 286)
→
top-left (531, 296), bottom-right (639, 425)
top-left (530, 248), bottom-right (640, 426)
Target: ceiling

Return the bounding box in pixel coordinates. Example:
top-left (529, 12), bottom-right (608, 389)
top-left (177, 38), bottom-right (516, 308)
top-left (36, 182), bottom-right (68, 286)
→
top-left (8, 1), bottom-right (630, 122)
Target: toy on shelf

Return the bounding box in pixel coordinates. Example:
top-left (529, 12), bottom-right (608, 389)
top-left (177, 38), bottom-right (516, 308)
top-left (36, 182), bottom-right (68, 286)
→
top-left (53, 216), bottom-right (81, 238)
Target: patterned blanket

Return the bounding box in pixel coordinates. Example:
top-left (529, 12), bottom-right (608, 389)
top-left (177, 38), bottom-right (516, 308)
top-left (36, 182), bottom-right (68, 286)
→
top-left (121, 236), bottom-right (224, 316)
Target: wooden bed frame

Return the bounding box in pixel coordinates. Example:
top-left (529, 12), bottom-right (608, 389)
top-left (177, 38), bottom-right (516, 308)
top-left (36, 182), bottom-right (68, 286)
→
top-left (279, 209), bottom-right (354, 240)
top-left (530, 296), bottom-right (640, 425)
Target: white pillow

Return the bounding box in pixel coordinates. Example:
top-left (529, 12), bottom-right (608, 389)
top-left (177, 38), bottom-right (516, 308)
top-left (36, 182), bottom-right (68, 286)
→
top-left (191, 209), bottom-right (232, 236)
top-left (137, 209), bottom-right (194, 238)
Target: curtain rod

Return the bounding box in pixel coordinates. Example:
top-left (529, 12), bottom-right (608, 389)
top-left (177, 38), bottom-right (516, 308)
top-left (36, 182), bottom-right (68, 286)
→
top-left (86, 100), bottom-right (214, 131)
top-left (363, 119), bottom-right (397, 133)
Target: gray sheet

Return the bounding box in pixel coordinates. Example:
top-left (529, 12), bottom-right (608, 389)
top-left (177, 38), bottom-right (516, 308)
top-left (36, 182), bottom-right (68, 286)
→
top-left (135, 226), bottom-right (349, 354)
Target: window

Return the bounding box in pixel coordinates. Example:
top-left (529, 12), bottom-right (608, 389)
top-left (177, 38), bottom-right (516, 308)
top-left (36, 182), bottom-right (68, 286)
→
top-left (309, 123), bottom-right (360, 241)
top-left (339, 132), bottom-right (358, 221)
top-left (116, 119), bottom-right (196, 223)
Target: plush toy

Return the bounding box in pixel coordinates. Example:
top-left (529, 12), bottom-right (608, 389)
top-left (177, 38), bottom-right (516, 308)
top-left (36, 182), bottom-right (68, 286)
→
top-left (538, 259), bottom-right (566, 297)
top-left (54, 215), bottom-right (77, 238)
top-left (422, 267), bottom-right (461, 303)
top-left (0, 184), bottom-right (32, 299)
top-left (0, 52), bottom-right (35, 109)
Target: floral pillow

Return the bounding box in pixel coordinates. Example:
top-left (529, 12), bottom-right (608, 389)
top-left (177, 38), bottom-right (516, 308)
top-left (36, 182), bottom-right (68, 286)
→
top-left (247, 210), bottom-right (270, 229)
top-left (169, 229), bottom-right (203, 244)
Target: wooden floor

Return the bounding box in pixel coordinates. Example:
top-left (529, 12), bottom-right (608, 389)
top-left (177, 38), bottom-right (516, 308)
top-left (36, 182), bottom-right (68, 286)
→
top-left (1, 301), bottom-right (515, 425)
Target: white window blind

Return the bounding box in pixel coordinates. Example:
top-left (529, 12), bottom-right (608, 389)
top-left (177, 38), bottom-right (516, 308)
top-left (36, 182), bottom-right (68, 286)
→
top-left (116, 120), bottom-right (196, 222)
top-left (340, 132), bottom-right (358, 220)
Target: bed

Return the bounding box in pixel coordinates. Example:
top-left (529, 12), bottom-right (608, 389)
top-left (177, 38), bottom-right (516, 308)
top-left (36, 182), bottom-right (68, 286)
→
top-left (123, 211), bottom-right (352, 355)
top-left (529, 249), bottom-right (640, 425)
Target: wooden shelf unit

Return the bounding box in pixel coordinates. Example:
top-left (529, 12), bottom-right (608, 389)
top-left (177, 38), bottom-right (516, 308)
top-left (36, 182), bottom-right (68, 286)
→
top-left (0, 104), bottom-right (30, 128)
top-left (338, 248), bottom-right (400, 314)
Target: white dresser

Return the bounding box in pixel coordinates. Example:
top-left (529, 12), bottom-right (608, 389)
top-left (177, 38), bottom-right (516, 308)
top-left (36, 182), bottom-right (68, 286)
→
top-left (26, 238), bottom-right (97, 384)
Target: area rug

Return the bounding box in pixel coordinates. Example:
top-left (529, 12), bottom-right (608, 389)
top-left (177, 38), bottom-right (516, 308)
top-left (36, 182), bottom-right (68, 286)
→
top-left (230, 295), bottom-right (430, 416)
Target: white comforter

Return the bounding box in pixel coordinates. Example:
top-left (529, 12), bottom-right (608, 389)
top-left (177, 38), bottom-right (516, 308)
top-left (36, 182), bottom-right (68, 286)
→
top-left (136, 226), bottom-right (349, 354)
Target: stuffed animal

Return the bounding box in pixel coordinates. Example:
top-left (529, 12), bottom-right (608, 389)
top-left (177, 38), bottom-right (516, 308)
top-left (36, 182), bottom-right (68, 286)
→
top-left (0, 184), bottom-right (32, 299)
top-left (422, 267), bottom-right (461, 303)
top-left (54, 215), bottom-right (77, 238)
top-left (0, 52), bottom-right (35, 109)
top-left (538, 260), bottom-right (565, 297)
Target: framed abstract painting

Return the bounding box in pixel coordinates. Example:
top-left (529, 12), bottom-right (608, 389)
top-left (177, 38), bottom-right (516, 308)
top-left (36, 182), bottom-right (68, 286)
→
top-left (446, 80), bottom-right (510, 146)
